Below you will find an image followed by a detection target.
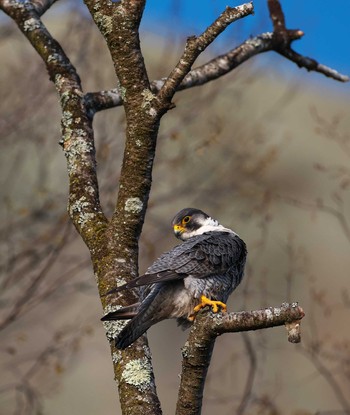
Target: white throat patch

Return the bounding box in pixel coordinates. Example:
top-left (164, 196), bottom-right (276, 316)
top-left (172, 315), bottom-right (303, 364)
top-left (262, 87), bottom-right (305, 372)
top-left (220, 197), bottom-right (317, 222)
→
top-left (181, 216), bottom-right (237, 240)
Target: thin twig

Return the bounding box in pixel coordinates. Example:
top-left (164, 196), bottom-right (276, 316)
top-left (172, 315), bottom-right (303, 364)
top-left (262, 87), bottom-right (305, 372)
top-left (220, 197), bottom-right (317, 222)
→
top-left (277, 48), bottom-right (349, 82)
top-left (84, 2), bottom-right (348, 115)
top-left (158, 3), bottom-right (254, 105)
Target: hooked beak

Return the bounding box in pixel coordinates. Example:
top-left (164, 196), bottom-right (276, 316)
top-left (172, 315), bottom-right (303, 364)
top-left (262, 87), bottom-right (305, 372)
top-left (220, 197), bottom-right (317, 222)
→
top-left (173, 224), bottom-right (184, 237)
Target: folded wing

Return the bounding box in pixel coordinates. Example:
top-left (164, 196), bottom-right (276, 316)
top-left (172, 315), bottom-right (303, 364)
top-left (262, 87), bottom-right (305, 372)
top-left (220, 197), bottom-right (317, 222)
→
top-left (106, 232), bottom-right (246, 294)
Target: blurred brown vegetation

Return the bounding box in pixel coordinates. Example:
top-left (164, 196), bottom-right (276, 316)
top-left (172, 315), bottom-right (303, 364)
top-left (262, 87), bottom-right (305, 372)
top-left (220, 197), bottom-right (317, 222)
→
top-left (1, 8), bottom-right (350, 415)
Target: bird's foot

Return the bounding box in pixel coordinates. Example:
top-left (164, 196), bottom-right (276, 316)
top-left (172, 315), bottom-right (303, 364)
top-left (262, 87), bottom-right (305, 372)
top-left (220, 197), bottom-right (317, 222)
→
top-left (190, 295), bottom-right (227, 319)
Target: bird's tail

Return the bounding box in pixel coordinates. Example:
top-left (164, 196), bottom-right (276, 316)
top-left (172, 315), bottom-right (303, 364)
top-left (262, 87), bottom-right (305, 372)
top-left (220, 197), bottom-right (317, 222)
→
top-left (115, 312), bottom-right (154, 349)
top-left (101, 303), bottom-right (139, 321)
top-left (101, 302), bottom-right (152, 349)
top-left (115, 286), bottom-right (167, 349)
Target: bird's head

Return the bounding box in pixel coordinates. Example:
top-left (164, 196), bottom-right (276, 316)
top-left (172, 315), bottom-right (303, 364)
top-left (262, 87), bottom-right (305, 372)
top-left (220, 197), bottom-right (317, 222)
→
top-left (171, 208), bottom-right (220, 240)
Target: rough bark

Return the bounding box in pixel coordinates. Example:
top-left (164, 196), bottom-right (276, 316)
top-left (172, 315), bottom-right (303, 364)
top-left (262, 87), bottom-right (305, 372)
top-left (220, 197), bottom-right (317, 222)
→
top-left (0, 0), bottom-right (347, 414)
top-left (82, 2), bottom-right (254, 413)
top-left (176, 303), bottom-right (305, 415)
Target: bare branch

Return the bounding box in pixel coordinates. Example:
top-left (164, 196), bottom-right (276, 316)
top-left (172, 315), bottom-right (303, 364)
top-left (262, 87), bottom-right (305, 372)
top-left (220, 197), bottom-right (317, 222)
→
top-left (85, 26), bottom-right (347, 115)
top-left (277, 48), bottom-right (350, 82)
top-left (176, 303), bottom-right (305, 415)
top-left (267, 0), bottom-right (286, 34)
top-left (213, 303), bottom-right (305, 337)
top-left (85, 32), bottom-right (275, 114)
top-left (158, 3), bottom-right (254, 105)
top-left (267, 0), bottom-right (349, 82)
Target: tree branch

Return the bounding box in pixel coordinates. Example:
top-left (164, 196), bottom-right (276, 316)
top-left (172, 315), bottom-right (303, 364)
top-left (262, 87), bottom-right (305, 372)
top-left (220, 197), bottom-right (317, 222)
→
top-left (84, 1), bottom-right (348, 115)
top-left (158, 3), bottom-right (254, 105)
top-left (176, 303), bottom-right (305, 415)
top-left (84, 2), bottom-right (164, 414)
top-left (277, 48), bottom-right (349, 82)
top-left (85, 31), bottom-right (348, 114)
top-left (0, 0), bottom-right (108, 251)
top-left (85, 32), bottom-right (275, 114)
top-left (267, 0), bottom-right (286, 34)
top-left (83, 3), bottom-right (257, 414)
top-left (267, 0), bottom-right (349, 82)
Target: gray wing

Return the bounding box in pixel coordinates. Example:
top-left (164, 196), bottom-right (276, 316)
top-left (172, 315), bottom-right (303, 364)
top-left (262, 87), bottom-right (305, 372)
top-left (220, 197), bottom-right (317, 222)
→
top-left (116, 232), bottom-right (246, 290)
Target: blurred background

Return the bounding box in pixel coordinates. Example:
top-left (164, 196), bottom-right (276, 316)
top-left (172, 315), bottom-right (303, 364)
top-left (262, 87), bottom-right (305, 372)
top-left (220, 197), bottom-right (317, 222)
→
top-left (1, 1), bottom-right (350, 414)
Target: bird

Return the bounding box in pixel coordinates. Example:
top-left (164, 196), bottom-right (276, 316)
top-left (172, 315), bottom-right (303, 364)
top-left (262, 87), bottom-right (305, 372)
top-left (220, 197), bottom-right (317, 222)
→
top-left (101, 207), bottom-right (247, 349)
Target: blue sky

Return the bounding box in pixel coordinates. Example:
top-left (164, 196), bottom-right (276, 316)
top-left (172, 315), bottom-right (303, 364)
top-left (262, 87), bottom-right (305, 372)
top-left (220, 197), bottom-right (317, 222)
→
top-left (141, 0), bottom-right (350, 87)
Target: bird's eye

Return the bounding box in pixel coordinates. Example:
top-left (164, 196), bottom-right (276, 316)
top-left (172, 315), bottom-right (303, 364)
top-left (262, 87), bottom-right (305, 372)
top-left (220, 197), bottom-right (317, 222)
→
top-left (182, 216), bottom-right (191, 224)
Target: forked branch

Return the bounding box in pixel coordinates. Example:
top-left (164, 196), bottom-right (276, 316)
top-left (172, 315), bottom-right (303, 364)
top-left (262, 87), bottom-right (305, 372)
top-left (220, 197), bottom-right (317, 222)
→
top-left (158, 3), bottom-right (254, 105)
top-left (85, 0), bottom-right (348, 115)
top-left (176, 303), bottom-right (305, 415)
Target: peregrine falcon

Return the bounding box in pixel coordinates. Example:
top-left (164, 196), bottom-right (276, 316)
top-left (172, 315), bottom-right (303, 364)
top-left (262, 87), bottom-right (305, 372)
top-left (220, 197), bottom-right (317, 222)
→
top-left (102, 208), bottom-right (247, 349)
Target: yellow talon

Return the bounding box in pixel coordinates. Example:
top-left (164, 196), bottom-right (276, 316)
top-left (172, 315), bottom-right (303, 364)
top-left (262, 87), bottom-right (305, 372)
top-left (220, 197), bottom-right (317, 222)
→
top-left (193, 295), bottom-right (227, 315)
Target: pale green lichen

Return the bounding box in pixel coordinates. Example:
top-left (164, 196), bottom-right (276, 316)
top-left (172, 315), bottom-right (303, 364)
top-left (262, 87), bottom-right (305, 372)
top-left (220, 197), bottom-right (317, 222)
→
top-left (116, 277), bottom-right (127, 286)
top-left (69, 196), bottom-right (89, 214)
top-left (121, 358), bottom-right (152, 391)
top-left (125, 197), bottom-right (143, 214)
top-left (142, 344), bottom-right (152, 360)
top-left (78, 212), bottom-right (95, 227)
top-left (69, 196), bottom-right (96, 228)
top-left (103, 319), bottom-right (128, 342)
top-left (265, 308), bottom-right (273, 320)
top-left (141, 89), bottom-right (156, 109)
top-left (64, 135), bottom-right (93, 157)
top-left (47, 53), bottom-right (61, 63)
top-left (75, 128), bottom-right (86, 136)
top-left (102, 304), bottom-right (129, 341)
top-left (181, 342), bottom-right (189, 358)
top-left (148, 107), bottom-right (158, 118)
top-left (118, 85), bottom-right (127, 102)
top-left (55, 74), bottom-right (63, 87)
top-left (60, 91), bottom-right (70, 106)
top-left (60, 129), bottom-right (94, 173)
top-left (112, 350), bottom-right (122, 364)
top-left (115, 3), bottom-right (126, 16)
top-left (94, 11), bottom-right (113, 36)
top-left (61, 128), bottom-right (72, 146)
top-left (23, 17), bottom-right (41, 32)
top-left (86, 185), bottom-right (96, 196)
top-left (62, 111), bottom-right (73, 128)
